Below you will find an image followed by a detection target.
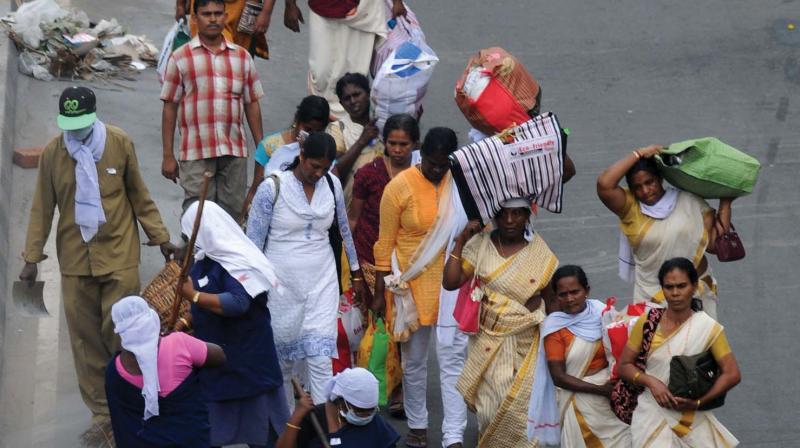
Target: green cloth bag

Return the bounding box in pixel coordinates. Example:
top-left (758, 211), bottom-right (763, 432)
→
top-left (655, 137), bottom-right (761, 198)
top-left (368, 318), bottom-right (390, 406)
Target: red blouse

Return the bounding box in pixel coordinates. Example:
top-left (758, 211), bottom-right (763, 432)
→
top-left (352, 157), bottom-right (391, 265)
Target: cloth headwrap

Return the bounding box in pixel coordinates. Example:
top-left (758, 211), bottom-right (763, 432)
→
top-left (64, 119), bottom-right (107, 242)
top-left (527, 299), bottom-right (605, 444)
top-left (325, 367), bottom-right (379, 409)
top-left (111, 296), bottom-right (161, 420)
top-left (496, 196), bottom-right (537, 242)
top-left (181, 201), bottom-right (283, 297)
top-left (617, 186), bottom-right (679, 282)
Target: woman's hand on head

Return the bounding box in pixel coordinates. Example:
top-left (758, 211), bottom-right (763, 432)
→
top-left (638, 145), bottom-right (663, 158)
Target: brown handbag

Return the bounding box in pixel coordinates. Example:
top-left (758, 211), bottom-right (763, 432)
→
top-left (715, 220), bottom-right (745, 262)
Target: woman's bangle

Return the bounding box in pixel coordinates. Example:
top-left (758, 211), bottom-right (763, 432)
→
top-left (448, 253), bottom-right (460, 261)
top-left (633, 371), bottom-right (642, 384)
top-left (286, 422), bottom-right (301, 430)
top-left (696, 399), bottom-right (702, 409)
top-left (351, 277), bottom-right (364, 282)
top-left (632, 150), bottom-right (642, 160)
top-left (192, 291), bottom-right (201, 304)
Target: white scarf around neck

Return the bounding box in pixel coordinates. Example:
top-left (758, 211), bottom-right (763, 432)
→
top-left (64, 119), bottom-right (107, 242)
top-left (617, 186), bottom-right (679, 282)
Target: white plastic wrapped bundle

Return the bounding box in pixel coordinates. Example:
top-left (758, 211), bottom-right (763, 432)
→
top-left (371, 40), bottom-right (437, 134)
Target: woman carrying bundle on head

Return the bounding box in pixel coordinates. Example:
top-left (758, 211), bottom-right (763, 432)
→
top-left (178, 200), bottom-right (287, 447)
top-left (618, 257), bottom-right (741, 447)
top-left (597, 145), bottom-right (734, 318)
top-left (442, 198), bottom-right (558, 448)
top-left (247, 132), bottom-right (369, 407)
top-left (526, 265), bottom-right (631, 447)
top-left (106, 295), bottom-right (226, 448)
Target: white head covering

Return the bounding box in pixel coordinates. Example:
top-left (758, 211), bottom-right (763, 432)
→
top-left (325, 367), bottom-right (379, 409)
top-left (111, 296), bottom-right (161, 420)
top-left (497, 196), bottom-right (537, 241)
top-left (181, 201), bottom-right (282, 297)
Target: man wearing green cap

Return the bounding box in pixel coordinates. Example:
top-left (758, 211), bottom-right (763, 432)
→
top-left (19, 86), bottom-right (176, 440)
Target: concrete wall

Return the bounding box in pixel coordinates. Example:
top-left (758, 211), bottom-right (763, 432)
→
top-left (0, 0), bottom-right (19, 385)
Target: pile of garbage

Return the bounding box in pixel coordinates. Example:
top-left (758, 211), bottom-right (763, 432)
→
top-left (1, 0), bottom-right (159, 82)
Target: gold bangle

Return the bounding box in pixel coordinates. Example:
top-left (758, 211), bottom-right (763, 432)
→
top-left (178, 317), bottom-right (191, 330)
top-left (192, 291), bottom-right (201, 303)
top-left (449, 253), bottom-right (460, 261)
top-left (633, 371), bottom-right (642, 384)
top-left (286, 422), bottom-right (301, 430)
top-left (696, 399), bottom-right (701, 409)
top-left (351, 277), bottom-right (364, 282)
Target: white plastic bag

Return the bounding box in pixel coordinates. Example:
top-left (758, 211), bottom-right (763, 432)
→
top-left (157, 19), bottom-right (189, 83)
top-left (371, 0), bottom-right (424, 77)
top-left (371, 40), bottom-right (438, 133)
top-left (13, 0), bottom-right (68, 48)
top-left (339, 296), bottom-right (365, 353)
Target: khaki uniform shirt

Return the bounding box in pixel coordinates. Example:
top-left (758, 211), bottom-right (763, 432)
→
top-left (23, 125), bottom-right (170, 276)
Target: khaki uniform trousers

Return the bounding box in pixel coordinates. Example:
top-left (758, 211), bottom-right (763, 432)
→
top-left (61, 267), bottom-right (140, 416)
top-left (179, 155), bottom-right (248, 219)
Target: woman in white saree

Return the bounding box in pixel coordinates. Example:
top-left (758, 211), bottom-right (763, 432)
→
top-left (619, 257), bottom-right (741, 447)
top-left (596, 145), bottom-right (734, 318)
top-left (527, 265), bottom-right (630, 447)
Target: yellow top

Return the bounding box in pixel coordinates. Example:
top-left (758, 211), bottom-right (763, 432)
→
top-left (23, 125), bottom-right (170, 276)
top-left (627, 313), bottom-right (732, 360)
top-left (374, 167), bottom-right (444, 325)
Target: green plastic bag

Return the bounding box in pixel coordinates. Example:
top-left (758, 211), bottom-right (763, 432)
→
top-left (367, 318), bottom-right (390, 406)
top-left (656, 137), bottom-right (761, 198)
top-left (172, 24), bottom-right (191, 51)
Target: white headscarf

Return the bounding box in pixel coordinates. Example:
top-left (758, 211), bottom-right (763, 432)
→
top-left (181, 201), bottom-right (282, 297)
top-left (497, 197), bottom-right (537, 241)
top-left (111, 296), bottom-right (161, 420)
top-left (617, 186), bottom-right (680, 282)
top-left (325, 367), bottom-right (379, 409)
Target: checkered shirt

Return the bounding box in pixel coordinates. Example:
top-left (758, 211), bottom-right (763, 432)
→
top-left (161, 36), bottom-right (264, 161)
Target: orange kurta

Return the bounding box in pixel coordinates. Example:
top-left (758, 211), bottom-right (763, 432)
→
top-left (374, 167), bottom-right (445, 325)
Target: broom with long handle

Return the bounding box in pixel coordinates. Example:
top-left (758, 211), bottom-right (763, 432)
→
top-left (168, 171), bottom-right (213, 332)
top-left (291, 378), bottom-right (332, 448)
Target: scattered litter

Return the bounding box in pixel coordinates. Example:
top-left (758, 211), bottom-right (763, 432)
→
top-left (1, 0), bottom-right (160, 82)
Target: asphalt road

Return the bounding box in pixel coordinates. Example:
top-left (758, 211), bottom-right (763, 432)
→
top-left (2, 0), bottom-right (799, 446)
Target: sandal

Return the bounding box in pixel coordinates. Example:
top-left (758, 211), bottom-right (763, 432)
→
top-left (405, 429), bottom-right (427, 448)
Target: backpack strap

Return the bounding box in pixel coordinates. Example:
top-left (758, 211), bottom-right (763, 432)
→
top-left (261, 174), bottom-right (281, 252)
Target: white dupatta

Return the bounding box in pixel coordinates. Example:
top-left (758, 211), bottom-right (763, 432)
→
top-left (384, 173), bottom-right (460, 342)
top-left (527, 299), bottom-right (604, 445)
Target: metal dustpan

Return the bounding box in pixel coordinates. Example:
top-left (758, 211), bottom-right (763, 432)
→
top-left (12, 281), bottom-right (49, 316)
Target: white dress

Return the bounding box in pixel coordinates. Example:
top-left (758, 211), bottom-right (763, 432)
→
top-left (247, 170), bottom-right (359, 361)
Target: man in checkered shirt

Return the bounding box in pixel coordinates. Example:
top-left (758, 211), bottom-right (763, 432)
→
top-left (161, 0), bottom-right (264, 218)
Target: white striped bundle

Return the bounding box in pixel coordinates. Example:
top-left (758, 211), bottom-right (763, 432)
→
top-left (450, 112), bottom-right (565, 223)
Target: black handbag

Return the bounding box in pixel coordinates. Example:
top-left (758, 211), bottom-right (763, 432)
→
top-left (668, 351), bottom-right (726, 410)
